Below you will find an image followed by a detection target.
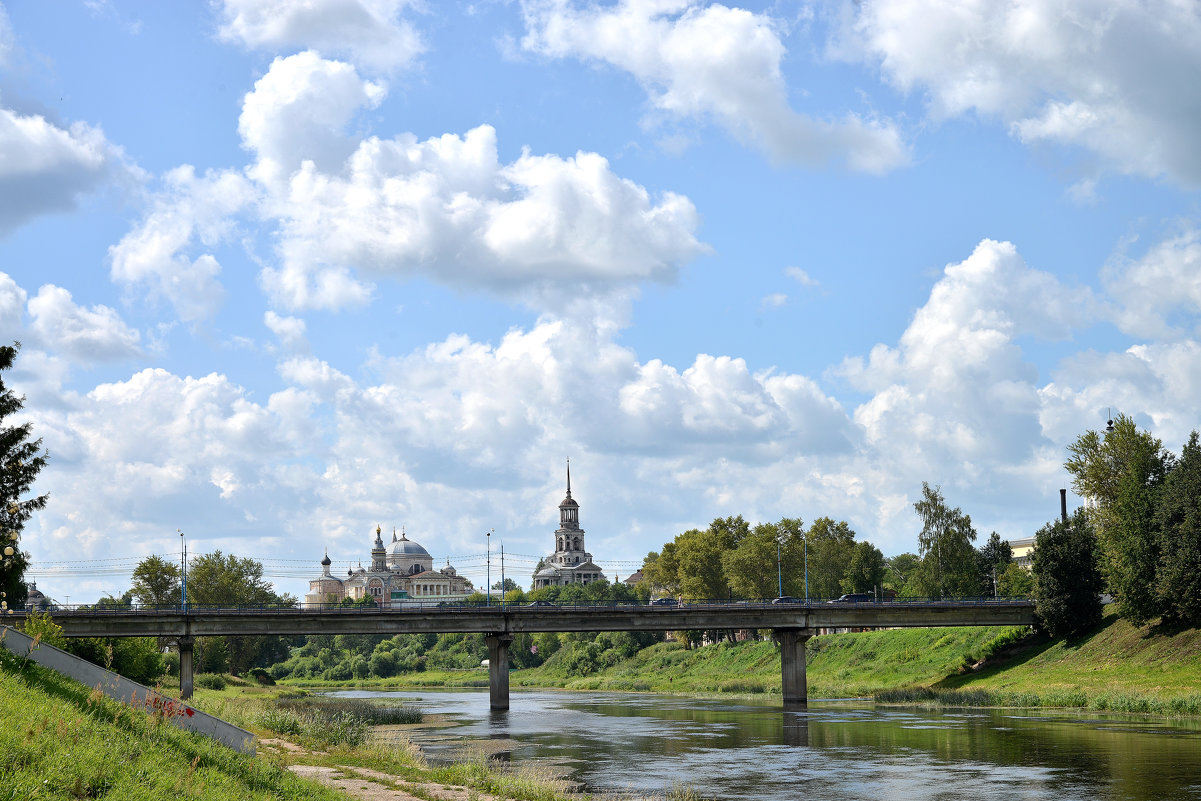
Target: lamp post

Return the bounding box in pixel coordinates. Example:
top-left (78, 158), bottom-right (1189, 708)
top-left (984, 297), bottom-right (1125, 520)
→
top-left (776, 536), bottom-right (783, 599)
top-left (804, 537), bottom-right (808, 601)
top-left (486, 528), bottom-right (493, 606)
top-left (500, 542), bottom-right (506, 605)
top-left (179, 528), bottom-right (187, 611)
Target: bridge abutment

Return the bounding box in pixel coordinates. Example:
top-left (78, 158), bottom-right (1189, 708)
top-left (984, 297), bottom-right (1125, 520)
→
top-left (486, 634), bottom-right (513, 711)
top-left (179, 635), bottom-right (194, 700)
top-left (775, 629), bottom-right (812, 706)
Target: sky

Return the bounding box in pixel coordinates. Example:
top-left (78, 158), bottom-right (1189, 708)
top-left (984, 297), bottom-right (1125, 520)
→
top-left (2, 0), bottom-right (1199, 604)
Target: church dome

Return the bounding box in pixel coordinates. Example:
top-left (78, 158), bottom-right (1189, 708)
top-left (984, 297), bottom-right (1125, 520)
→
top-left (389, 534), bottom-right (431, 558)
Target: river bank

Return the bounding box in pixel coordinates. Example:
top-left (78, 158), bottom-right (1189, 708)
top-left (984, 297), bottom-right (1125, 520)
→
top-left (283, 609), bottom-right (1201, 713)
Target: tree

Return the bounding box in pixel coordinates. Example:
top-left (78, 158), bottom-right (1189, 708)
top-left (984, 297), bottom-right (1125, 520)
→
top-left (912, 483), bottom-right (979, 598)
top-left (1031, 509), bottom-right (1104, 637)
top-left (675, 517), bottom-right (749, 600)
top-left (1065, 414), bottom-right (1170, 624)
top-left (0, 343), bottom-right (49, 609)
top-left (130, 555), bottom-right (182, 606)
top-left (1155, 431), bottom-right (1201, 626)
top-left (805, 517), bottom-right (856, 599)
top-left (842, 541), bottom-right (886, 595)
top-left (491, 578), bottom-right (519, 593)
top-left (995, 562), bottom-right (1034, 598)
top-left (884, 553), bottom-right (921, 594)
top-left (977, 532), bottom-right (1012, 597)
top-left (723, 518), bottom-right (804, 599)
top-left (184, 550), bottom-right (294, 674)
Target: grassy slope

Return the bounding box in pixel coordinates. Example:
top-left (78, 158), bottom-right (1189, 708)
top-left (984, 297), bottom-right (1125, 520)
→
top-left (310, 613), bottom-right (1201, 709)
top-left (939, 608), bottom-right (1201, 702)
top-left (0, 659), bottom-right (343, 801)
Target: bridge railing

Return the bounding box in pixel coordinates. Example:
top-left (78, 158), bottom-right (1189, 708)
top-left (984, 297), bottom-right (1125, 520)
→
top-left (12, 595), bottom-right (1034, 615)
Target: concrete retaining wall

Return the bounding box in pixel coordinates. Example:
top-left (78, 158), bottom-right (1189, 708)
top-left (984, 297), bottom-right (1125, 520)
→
top-left (0, 625), bottom-right (255, 754)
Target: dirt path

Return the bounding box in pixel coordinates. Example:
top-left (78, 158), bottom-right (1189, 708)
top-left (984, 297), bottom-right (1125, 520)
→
top-left (258, 737), bottom-right (512, 801)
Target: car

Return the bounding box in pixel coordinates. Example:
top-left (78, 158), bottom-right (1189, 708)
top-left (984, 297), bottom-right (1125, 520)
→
top-left (828, 593), bottom-right (874, 603)
top-left (771, 596), bottom-right (803, 605)
top-left (649, 597), bottom-right (678, 607)
top-left (527, 600), bottom-right (553, 607)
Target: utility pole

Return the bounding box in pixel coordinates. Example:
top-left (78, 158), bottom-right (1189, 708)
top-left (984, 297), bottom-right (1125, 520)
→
top-left (776, 536), bottom-right (783, 598)
top-left (178, 528), bottom-right (187, 611)
top-left (486, 528), bottom-right (493, 606)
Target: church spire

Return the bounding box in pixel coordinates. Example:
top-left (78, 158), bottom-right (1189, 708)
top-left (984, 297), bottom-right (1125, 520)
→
top-left (566, 457), bottom-right (572, 499)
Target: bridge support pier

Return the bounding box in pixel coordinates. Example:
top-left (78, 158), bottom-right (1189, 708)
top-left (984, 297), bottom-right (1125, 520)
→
top-left (775, 629), bottom-right (812, 706)
top-left (486, 635), bottom-right (512, 711)
top-left (178, 636), bottom-right (194, 700)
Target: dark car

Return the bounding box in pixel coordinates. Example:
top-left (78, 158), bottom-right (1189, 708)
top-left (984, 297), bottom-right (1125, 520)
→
top-left (828, 593), bottom-right (874, 603)
top-left (771, 596), bottom-right (803, 605)
top-left (649, 597), bottom-right (678, 607)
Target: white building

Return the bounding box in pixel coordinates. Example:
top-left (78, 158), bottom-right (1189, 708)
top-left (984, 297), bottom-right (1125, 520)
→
top-left (304, 526), bottom-right (474, 607)
top-left (533, 464), bottom-right (606, 588)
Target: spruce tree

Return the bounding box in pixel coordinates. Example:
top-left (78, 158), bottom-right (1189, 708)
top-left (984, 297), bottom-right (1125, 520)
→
top-left (0, 343), bottom-right (49, 609)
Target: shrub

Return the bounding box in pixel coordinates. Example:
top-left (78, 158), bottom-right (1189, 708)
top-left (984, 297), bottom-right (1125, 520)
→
top-left (194, 673), bottom-right (227, 690)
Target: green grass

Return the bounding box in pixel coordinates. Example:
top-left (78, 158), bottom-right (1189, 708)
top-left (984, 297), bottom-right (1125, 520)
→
top-left (921, 607), bottom-right (1201, 711)
top-left (0, 653), bottom-right (345, 801)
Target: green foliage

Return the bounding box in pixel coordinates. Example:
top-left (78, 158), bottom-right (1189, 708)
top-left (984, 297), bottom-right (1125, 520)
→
top-left (884, 553), bottom-right (921, 593)
top-left (1155, 431), bottom-right (1201, 625)
top-left (842, 540), bottom-right (886, 594)
top-left (65, 636), bottom-right (166, 684)
top-left (804, 517), bottom-right (857, 599)
top-left (1065, 414), bottom-right (1171, 624)
top-left (0, 342), bottom-right (48, 609)
top-left (18, 609), bottom-right (66, 648)
top-left (1031, 509), bottom-right (1104, 637)
top-left (723, 518), bottom-right (805, 599)
top-left (130, 554), bottom-right (182, 606)
top-left (976, 531), bottom-right (1012, 595)
top-left (995, 561), bottom-right (1034, 597)
top-left (195, 673), bottom-right (228, 690)
top-left (912, 483), bottom-right (980, 597)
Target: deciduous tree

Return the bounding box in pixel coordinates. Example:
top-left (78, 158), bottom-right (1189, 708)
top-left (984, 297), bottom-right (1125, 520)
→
top-left (912, 483), bottom-right (979, 598)
top-left (842, 541), bottom-right (886, 595)
top-left (0, 343), bottom-right (48, 610)
top-left (1031, 509), bottom-right (1104, 637)
top-left (805, 517), bottom-right (856, 599)
top-left (1155, 431), bottom-right (1201, 626)
top-left (130, 554), bottom-right (181, 606)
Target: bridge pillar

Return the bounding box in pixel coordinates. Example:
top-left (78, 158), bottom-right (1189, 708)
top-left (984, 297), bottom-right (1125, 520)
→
top-left (178, 636), bottom-right (194, 700)
top-left (775, 629), bottom-right (811, 706)
top-left (485, 635), bottom-right (513, 711)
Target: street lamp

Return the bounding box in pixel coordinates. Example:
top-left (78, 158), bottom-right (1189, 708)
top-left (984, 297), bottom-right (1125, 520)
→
top-left (179, 528), bottom-right (187, 611)
top-left (776, 536), bottom-right (783, 599)
top-left (804, 537), bottom-right (808, 602)
top-left (486, 528), bottom-right (493, 606)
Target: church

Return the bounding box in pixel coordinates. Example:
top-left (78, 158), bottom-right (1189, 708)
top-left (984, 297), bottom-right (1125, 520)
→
top-left (304, 525), bottom-right (474, 607)
top-left (533, 463), bottom-right (606, 588)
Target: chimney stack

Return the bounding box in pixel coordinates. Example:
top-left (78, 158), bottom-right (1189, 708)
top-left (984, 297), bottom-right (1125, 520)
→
top-left (1060, 488), bottom-right (1068, 523)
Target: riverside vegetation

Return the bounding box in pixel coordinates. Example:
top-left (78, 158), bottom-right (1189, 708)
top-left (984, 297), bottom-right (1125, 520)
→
top-left (274, 607), bottom-right (1200, 714)
top-left (0, 632), bottom-right (712, 800)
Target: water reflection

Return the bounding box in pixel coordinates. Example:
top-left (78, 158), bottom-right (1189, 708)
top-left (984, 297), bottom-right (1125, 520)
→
top-left (335, 689), bottom-right (1201, 800)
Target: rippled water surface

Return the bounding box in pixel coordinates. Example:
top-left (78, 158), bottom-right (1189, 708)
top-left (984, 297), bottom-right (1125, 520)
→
top-left (332, 688), bottom-right (1201, 800)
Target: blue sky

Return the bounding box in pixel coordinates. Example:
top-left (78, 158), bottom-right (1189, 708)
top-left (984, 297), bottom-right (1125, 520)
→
top-left (2, 0), bottom-right (1199, 603)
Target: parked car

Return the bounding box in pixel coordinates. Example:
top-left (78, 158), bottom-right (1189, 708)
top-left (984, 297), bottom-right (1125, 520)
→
top-left (649, 597), bottom-right (678, 607)
top-left (828, 593), bottom-right (874, 603)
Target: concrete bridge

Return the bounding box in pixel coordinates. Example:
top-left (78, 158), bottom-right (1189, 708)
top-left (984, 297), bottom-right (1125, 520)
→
top-left (29, 599), bottom-right (1035, 709)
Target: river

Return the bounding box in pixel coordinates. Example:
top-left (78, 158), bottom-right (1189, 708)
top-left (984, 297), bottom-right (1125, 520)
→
top-left (332, 688), bottom-right (1201, 800)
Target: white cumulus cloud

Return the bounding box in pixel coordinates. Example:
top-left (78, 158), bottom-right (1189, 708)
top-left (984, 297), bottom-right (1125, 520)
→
top-left (239, 53), bottom-right (705, 311)
top-left (521, 0), bottom-right (908, 172)
top-left (108, 166), bottom-right (257, 322)
top-left (27, 284), bottom-right (141, 361)
top-left (216, 0), bottom-right (424, 72)
top-left (0, 107), bottom-right (116, 234)
top-left (840, 0), bottom-right (1201, 184)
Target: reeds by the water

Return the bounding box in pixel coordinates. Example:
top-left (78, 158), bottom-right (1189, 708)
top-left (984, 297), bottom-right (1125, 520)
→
top-left (874, 686), bottom-right (1201, 715)
top-left (257, 696), bottom-right (423, 747)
